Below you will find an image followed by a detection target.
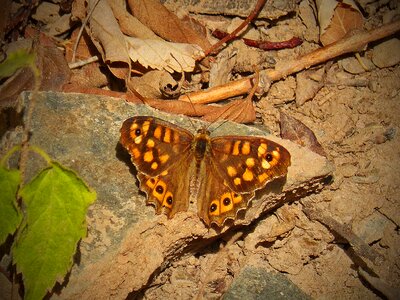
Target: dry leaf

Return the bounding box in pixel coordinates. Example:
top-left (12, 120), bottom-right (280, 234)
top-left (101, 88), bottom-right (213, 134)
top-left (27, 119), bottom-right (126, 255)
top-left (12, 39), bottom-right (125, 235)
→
top-left (128, 70), bottom-right (177, 98)
top-left (87, 0), bottom-right (130, 79)
top-left (295, 67), bottom-right (326, 106)
top-left (280, 112), bottom-right (327, 157)
top-left (125, 37), bottom-right (203, 73)
top-left (316, 0), bottom-right (364, 46)
top-left (107, 0), bottom-right (161, 40)
top-left (201, 98), bottom-right (256, 123)
top-left (128, 0), bottom-right (211, 51)
top-left (0, 33), bottom-right (70, 108)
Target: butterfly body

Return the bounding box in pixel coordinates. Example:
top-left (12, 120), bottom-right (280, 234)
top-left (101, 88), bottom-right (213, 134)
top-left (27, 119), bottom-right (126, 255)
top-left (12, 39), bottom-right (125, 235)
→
top-left (120, 116), bottom-right (291, 227)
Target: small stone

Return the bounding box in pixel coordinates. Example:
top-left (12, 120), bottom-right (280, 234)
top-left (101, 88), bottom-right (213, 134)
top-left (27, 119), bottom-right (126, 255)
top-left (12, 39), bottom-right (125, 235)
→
top-left (340, 163), bottom-right (358, 178)
top-left (223, 267), bottom-right (311, 300)
top-left (368, 80), bottom-right (378, 92)
top-left (372, 38), bottom-right (400, 68)
top-left (340, 56), bottom-right (375, 74)
top-left (353, 211), bottom-right (390, 244)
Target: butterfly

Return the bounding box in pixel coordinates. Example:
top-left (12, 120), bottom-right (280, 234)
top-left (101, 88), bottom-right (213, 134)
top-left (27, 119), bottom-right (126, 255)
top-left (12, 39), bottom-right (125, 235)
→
top-left (120, 116), bottom-right (291, 227)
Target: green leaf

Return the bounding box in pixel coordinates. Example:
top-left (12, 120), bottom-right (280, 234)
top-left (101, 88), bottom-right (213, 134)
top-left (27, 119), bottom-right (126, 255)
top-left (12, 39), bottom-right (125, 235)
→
top-left (0, 166), bottom-right (22, 245)
top-left (13, 162), bottom-right (96, 300)
top-left (0, 49), bottom-right (36, 79)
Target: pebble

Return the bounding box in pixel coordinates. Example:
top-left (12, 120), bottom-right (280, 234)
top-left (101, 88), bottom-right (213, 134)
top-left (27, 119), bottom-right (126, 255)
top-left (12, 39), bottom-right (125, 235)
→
top-left (372, 38), bottom-right (400, 68)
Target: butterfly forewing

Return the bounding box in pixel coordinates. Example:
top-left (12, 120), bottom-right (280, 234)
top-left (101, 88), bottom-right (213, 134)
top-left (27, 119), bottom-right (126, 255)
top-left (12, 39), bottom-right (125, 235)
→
top-left (120, 116), bottom-right (193, 177)
top-left (210, 136), bottom-right (291, 193)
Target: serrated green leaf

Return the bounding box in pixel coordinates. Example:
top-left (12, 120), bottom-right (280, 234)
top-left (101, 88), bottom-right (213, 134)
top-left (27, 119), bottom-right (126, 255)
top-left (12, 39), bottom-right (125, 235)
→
top-left (13, 162), bottom-right (96, 300)
top-left (0, 49), bottom-right (36, 79)
top-left (0, 166), bottom-right (22, 245)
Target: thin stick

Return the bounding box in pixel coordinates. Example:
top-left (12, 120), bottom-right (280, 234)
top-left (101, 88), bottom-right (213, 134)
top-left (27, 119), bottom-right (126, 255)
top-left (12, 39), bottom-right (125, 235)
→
top-left (265, 20), bottom-right (400, 81)
top-left (184, 20), bottom-right (400, 104)
top-left (71, 0), bottom-right (101, 63)
top-left (201, 0), bottom-right (268, 57)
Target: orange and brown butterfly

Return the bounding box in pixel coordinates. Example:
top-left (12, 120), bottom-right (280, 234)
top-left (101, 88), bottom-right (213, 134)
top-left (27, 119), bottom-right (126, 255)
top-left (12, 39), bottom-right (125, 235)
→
top-left (120, 116), bottom-right (291, 227)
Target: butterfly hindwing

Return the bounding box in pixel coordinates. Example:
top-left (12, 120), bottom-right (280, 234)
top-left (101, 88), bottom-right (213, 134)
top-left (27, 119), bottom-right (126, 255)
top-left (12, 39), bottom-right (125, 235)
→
top-left (197, 158), bottom-right (255, 226)
top-left (137, 159), bottom-right (193, 218)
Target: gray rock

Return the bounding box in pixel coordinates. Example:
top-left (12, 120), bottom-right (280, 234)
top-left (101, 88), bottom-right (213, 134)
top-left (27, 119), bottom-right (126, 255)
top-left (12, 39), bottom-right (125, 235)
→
top-left (223, 267), bottom-right (311, 300)
top-left (372, 38), bottom-right (400, 68)
top-left (3, 92), bottom-right (333, 298)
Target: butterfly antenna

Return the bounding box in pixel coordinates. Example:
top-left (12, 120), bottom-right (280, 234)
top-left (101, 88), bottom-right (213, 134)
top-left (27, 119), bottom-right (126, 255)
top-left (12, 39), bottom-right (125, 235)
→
top-left (185, 94), bottom-right (199, 131)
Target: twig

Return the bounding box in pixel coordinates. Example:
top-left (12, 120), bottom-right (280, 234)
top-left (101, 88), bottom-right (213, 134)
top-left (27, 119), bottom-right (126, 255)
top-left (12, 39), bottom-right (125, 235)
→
top-left (71, 0), bottom-right (100, 63)
top-left (68, 56), bottom-right (99, 69)
top-left (202, 0), bottom-right (268, 57)
top-left (212, 29), bottom-right (303, 50)
top-left (184, 20), bottom-right (400, 104)
top-left (303, 206), bottom-right (384, 266)
top-left (264, 20), bottom-right (400, 81)
top-left (178, 78), bottom-right (252, 104)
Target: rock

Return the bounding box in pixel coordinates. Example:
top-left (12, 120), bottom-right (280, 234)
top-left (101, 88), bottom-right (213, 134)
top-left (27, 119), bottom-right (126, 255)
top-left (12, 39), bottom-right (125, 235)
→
top-left (372, 38), bottom-right (400, 68)
top-left (339, 56), bottom-right (375, 74)
top-left (223, 267), bottom-right (311, 300)
top-left (353, 211), bottom-right (390, 244)
top-left (3, 92), bottom-right (333, 299)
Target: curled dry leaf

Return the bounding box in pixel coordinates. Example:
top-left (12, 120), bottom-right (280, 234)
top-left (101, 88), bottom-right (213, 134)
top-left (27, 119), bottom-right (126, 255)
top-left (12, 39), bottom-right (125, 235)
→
top-left (280, 112), bottom-right (327, 157)
top-left (107, 0), bottom-right (161, 40)
top-left (295, 67), bottom-right (326, 106)
top-left (128, 70), bottom-right (177, 98)
top-left (128, 0), bottom-right (211, 51)
top-left (316, 0), bottom-right (364, 46)
top-left (86, 0), bottom-right (130, 80)
top-left (201, 98), bottom-right (256, 123)
top-left (125, 37), bottom-right (203, 73)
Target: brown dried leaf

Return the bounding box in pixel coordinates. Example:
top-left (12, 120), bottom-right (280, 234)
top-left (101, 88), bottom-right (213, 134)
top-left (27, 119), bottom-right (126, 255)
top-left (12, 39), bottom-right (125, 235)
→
top-left (317, 0), bottom-right (364, 46)
top-left (201, 98), bottom-right (256, 123)
top-left (86, 0), bottom-right (130, 80)
top-left (295, 68), bottom-right (326, 106)
top-left (280, 112), bottom-right (327, 157)
top-left (125, 37), bottom-right (203, 72)
top-left (107, 0), bottom-right (161, 40)
top-left (128, 70), bottom-right (177, 98)
top-left (0, 32), bottom-right (70, 108)
top-left (128, 0), bottom-right (211, 51)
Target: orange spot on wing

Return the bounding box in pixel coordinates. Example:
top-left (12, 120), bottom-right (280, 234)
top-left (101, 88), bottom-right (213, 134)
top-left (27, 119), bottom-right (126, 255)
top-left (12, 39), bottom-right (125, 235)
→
top-left (242, 168), bottom-right (254, 181)
top-left (241, 141), bottom-right (251, 155)
top-left (232, 141), bottom-right (241, 155)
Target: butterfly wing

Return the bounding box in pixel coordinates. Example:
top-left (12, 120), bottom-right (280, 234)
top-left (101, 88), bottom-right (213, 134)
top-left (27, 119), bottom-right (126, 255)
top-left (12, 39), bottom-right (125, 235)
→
top-left (210, 136), bottom-right (291, 193)
top-left (120, 116), bottom-right (194, 217)
top-left (197, 160), bottom-right (255, 226)
top-left (197, 136), bottom-right (291, 226)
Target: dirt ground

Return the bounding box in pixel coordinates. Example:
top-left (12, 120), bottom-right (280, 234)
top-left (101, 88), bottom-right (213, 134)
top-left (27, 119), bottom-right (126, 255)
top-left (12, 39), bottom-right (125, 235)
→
top-left (141, 61), bottom-right (400, 299)
top-left (138, 66), bottom-right (399, 300)
top-left (139, 4), bottom-right (400, 300)
top-left (1, 1), bottom-right (399, 299)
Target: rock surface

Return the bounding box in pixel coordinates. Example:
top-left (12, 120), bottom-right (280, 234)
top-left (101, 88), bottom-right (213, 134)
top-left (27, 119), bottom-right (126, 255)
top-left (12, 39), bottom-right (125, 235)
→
top-left (6, 92), bottom-right (333, 298)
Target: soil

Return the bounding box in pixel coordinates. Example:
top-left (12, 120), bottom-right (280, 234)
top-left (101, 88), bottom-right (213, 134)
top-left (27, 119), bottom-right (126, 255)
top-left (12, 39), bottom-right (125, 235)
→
top-left (140, 68), bottom-right (400, 299)
top-left (1, 1), bottom-right (399, 299)
top-left (139, 5), bottom-right (400, 300)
